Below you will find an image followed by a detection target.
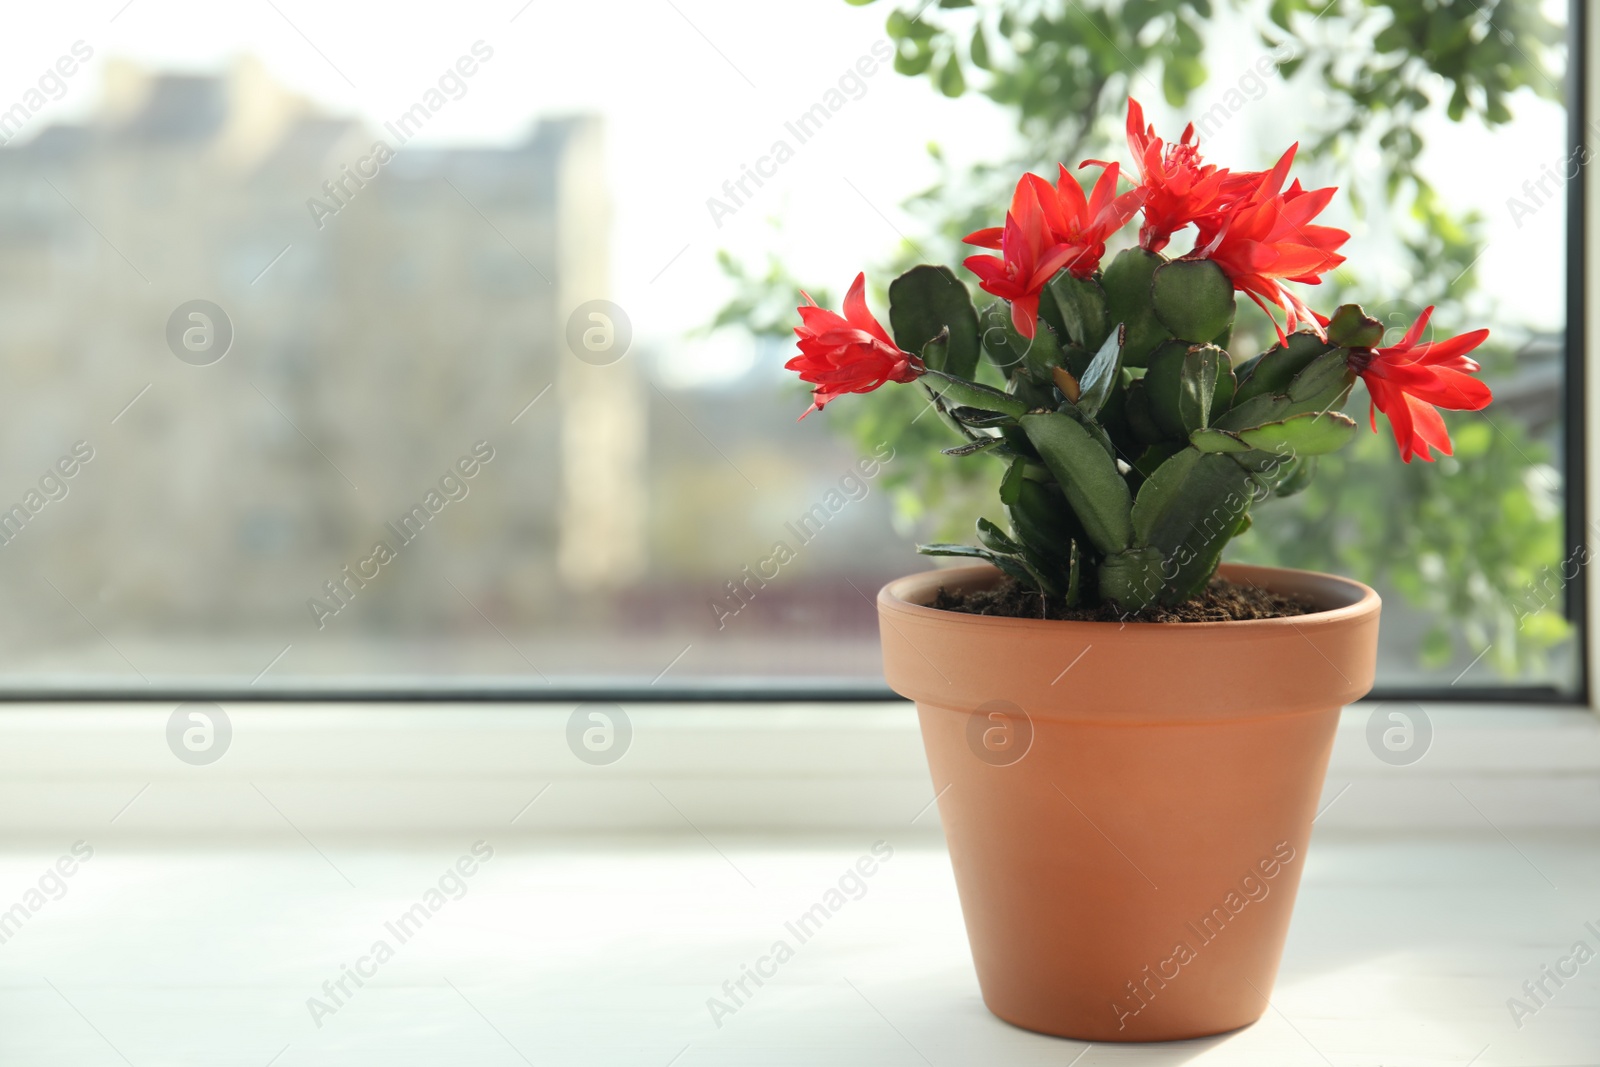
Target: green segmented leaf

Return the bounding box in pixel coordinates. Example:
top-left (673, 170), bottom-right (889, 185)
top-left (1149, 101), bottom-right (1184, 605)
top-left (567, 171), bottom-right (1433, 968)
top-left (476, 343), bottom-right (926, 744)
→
top-left (979, 300), bottom-right (1064, 380)
top-left (1042, 272), bottom-right (1111, 351)
top-left (1228, 448), bottom-right (1293, 477)
top-left (1123, 379), bottom-right (1163, 446)
top-left (1058, 402), bottom-right (1120, 461)
top-left (1184, 343), bottom-right (1224, 428)
top-left (1129, 448), bottom-right (1254, 600)
top-left (917, 543), bottom-right (1045, 592)
top-left (1286, 349), bottom-right (1356, 405)
top-left (1100, 247), bottom-right (1171, 367)
top-left (1145, 341), bottom-right (1235, 437)
top-left (1142, 341), bottom-right (1188, 436)
top-left (1325, 303), bottom-right (1384, 347)
top-left (941, 436), bottom-right (1005, 457)
top-left (978, 302), bottom-right (1024, 372)
top-left (1007, 478), bottom-right (1082, 564)
top-left (1151, 258), bottom-right (1236, 343)
top-left (1059, 342), bottom-right (1093, 379)
top-left (1021, 325), bottom-right (1065, 383)
top-left (1098, 547), bottom-right (1166, 612)
top-left (1189, 428), bottom-right (1252, 453)
top-left (915, 543), bottom-right (988, 559)
top-left (1233, 331), bottom-right (1337, 405)
top-left (976, 517), bottom-right (1021, 555)
top-left (888, 265), bottom-right (981, 379)
top-left (1016, 377), bottom-right (1061, 417)
top-left (1273, 456), bottom-right (1317, 497)
top-left (922, 369), bottom-right (1029, 417)
top-left (1131, 442), bottom-right (1184, 477)
top-left (1215, 349), bottom-right (1356, 430)
top-left (1236, 411), bottom-right (1359, 458)
top-left (1019, 411), bottom-right (1133, 554)
top-left (998, 486), bottom-right (1075, 598)
top-left (1075, 324), bottom-right (1125, 419)
top-left (977, 520), bottom-right (1061, 594)
top-left (1213, 393), bottom-right (1283, 431)
top-left (947, 408), bottom-right (1018, 428)
top-left (998, 455), bottom-right (1028, 505)
top-left (1062, 540), bottom-right (1082, 606)
top-left (993, 554), bottom-right (1050, 591)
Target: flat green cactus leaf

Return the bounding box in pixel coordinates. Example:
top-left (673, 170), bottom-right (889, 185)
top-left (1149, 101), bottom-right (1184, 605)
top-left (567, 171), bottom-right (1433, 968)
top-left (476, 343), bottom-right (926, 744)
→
top-left (1190, 427), bottom-right (1252, 453)
top-left (1145, 341), bottom-right (1236, 437)
top-left (1236, 411), bottom-right (1359, 458)
top-left (888, 265), bottom-right (981, 378)
top-left (1151, 258), bottom-right (1235, 344)
top-left (1075, 324), bottom-right (1125, 419)
top-left (1099, 247), bottom-right (1171, 367)
top-left (1097, 546), bottom-right (1166, 612)
top-left (1130, 448), bottom-right (1254, 601)
top-left (1233, 331), bottom-right (1337, 405)
top-left (1325, 303), bottom-right (1385, 348)
top-left (1042, 271), bottom-right (1111, 351)
top-left (922, 369), bottom-right (1029, 418)
top-left (1019, 411), bottom-right (1134, 555)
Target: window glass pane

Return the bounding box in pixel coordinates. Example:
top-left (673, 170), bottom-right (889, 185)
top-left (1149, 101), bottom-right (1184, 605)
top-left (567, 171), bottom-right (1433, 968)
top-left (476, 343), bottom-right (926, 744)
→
top-left (0, 2), bottom-right (1574, 695)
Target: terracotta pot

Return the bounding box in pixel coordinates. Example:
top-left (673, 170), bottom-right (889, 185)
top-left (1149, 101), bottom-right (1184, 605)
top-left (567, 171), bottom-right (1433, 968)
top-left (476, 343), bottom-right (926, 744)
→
top-left (878, 561), bottom-right (1380, 1042)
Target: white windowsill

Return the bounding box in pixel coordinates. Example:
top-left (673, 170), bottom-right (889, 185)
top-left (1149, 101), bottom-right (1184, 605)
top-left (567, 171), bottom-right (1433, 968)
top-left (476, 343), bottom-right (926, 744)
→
top-left (0, 702), bottom-right (1595, 1063)
top-left (0, 701), bottom-right (1595, 834)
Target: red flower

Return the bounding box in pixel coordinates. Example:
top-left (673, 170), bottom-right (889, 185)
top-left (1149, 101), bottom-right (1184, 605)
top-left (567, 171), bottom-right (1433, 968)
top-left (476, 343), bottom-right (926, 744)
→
top-left (788, 273), bottom-right (923, 418)
top-left (1196, 144), bottom-right (1349, 342)
top-left (1349, 306), bottom-right (1493, 463)
top-left (963, 164), bottom-right (1143, 338)
top-left (1097, 97), bottom-right (1229, 254)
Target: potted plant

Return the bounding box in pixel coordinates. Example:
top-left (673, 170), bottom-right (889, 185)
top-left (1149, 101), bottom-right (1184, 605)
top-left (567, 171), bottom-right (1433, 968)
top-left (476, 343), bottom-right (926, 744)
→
top-left (785, 99), bottom-right (1492, 1042)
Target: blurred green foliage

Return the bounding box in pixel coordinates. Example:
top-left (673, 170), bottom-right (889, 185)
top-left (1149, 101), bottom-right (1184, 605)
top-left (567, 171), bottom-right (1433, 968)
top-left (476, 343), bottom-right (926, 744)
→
top-left (716, 0), bottom-right (1572, 683)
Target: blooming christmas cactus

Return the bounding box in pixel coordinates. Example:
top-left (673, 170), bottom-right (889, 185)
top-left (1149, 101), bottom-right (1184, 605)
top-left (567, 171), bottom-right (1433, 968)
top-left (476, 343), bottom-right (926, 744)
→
top-left (787, 99), bottom-right (1494, 614)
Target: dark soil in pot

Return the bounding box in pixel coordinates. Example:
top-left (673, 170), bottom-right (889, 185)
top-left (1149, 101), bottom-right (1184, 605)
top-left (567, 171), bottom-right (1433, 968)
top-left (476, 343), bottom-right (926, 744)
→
top-left (931, 574), bottom-right (1314, 623)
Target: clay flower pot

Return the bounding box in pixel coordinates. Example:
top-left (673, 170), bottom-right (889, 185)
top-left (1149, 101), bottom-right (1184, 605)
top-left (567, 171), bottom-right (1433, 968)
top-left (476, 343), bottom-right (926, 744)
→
top-left (878, 561), bottom-right (1380, 1042)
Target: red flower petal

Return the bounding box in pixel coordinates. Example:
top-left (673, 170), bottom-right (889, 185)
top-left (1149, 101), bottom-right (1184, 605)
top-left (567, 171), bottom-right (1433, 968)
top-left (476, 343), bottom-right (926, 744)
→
top-left (1354, 311), bottom-right (1494, 460)
top-left (841, 272), bottom-right (895, 347)
top-left (962, 226), bottom-right (1004, 249)
top-left (788, 275), bottom-right (923, 417)
top-left (1010, 293), bottom-right (1040, 339)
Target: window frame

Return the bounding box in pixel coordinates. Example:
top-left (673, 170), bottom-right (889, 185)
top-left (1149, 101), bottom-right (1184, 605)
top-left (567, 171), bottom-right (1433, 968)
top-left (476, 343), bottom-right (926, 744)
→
top-left (1, 2), bottom-right (1589, 708)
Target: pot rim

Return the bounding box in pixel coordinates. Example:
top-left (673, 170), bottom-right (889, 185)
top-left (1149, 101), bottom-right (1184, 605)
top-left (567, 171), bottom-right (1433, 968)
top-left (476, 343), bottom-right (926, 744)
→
top-left (878, 561), bottom-right (1380, 634)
